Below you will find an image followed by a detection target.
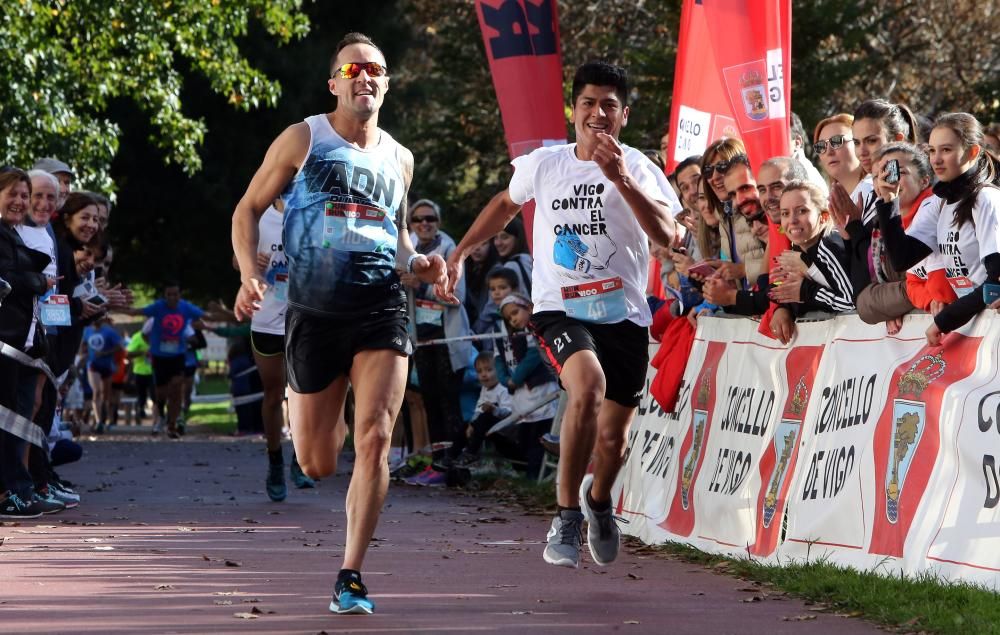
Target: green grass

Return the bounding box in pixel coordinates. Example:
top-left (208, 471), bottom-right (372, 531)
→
top-left (650, 542), bottom-right (1000, 634)
top-left (477, 476), bottom-right (1000, 634)
top-left (187, 373), bottom-right (236, 434)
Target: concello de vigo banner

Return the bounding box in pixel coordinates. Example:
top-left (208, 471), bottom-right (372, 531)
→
top-left (614, 312), bottom-right (1000, 588)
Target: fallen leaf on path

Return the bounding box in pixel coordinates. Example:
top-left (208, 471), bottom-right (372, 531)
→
top-left (224, 560), bottom-right (242, 567)
top-left (782, 615), bottom-right (817, 621)
top-left (626, 573), bottom-right (643, 580)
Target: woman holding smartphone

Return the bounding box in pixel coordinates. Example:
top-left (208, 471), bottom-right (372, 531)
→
top-left (874, 113), bottom-right (1000, 346)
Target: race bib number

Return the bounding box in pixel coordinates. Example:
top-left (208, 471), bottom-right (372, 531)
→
top-left (948, 276), bottom-right (975, 298)
top-left (272, 272), bottom-right (288, 302)
top-left (561, 277), bottom-right (627, 324)
top-left (322, 198), bottom-right (392, 253)
top-left (415, 299), bottom-right (444, 327)
top-left (40, 294), bottom-right (71, 326)
top-left (159, 337), bottom-right (181, 355)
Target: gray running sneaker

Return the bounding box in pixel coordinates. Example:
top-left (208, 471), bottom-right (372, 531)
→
top-left (543, 510), bottom-right (584, 568)
top-left (579, 473), bottom-right (620, 566)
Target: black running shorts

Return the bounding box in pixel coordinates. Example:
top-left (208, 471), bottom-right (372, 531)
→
top-left (285, 306), bottom-right (411, 394)
top-left (250, 331), bottom-right (285, 357)
top-left (151, 355), bottom-right (186, 387)
top-left (531, 311), bottom-right (650, 408)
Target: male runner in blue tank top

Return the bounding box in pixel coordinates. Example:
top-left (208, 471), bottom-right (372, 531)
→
top-left (231, 32), bottom-right (447, 615)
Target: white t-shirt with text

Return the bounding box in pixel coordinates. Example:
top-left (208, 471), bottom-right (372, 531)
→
top-left (906, 188), bottom-right (1000, 297)
top-left (508, 143), bottom-right (681, 327)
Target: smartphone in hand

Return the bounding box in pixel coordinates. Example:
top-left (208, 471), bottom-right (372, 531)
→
top-left (983, 282), bottom-right (1000, 304)
top-left (687, 261), bottom-right (718, 278)
top-left (884, 159), bottom-right (900, 184)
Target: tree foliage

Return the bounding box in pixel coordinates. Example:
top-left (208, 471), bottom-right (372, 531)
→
top-left (4, 0), bottom-right (998, 302)
top-left (789, 0), bottom-right (1000, 128)
top-left (0, 0), bottom-right (309, 191)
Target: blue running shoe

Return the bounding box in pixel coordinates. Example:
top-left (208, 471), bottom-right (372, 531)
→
top-left (330, 578), bottom-right (374, 615)
top-left (266, 462), bottom-right (287, 502)
top-left (290, 454), bottom-right (316, 489)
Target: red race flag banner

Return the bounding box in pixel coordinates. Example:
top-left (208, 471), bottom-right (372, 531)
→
top-left (666, 0), bottom-right (791, 173)
top-left (475, 0), bottom-right (568, 247)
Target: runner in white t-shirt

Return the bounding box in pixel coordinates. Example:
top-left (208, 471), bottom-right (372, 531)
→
top-left (440, 61), bottom-right (681, 570)
top-left (249, 200), bottom-right (317, 502)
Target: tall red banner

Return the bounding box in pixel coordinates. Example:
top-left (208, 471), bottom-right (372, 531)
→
top-left (475, 0), bottom-right (568, 247)
top-left (666, 0), bottom-right (791, 173)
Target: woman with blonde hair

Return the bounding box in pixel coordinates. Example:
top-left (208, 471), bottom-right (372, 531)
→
top-left (769, 180), bottom-right (855, 316)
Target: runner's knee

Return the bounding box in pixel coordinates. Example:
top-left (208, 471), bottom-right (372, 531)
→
top-left (353, 421), bottom-right (392, 459)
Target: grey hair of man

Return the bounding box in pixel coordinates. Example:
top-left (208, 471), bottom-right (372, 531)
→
top-left (761, 156), bottom-right (808, 183)
top-left (27, 169), bottom-right (59, 192)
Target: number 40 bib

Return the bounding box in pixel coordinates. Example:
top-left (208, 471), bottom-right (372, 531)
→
top-left (561, 276), bottom-right (627, 323)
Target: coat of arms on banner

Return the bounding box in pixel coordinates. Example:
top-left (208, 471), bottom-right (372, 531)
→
top-left (886, 352), bottom-right (946, 523)
top-left (721, 60), bottom-right (772, 133)
top-left (681, 369), bottom-right (712, 510)
top-left (762, 377), bottom-right (807, 528)
top-left (739, 70), bottom-right (768, 121)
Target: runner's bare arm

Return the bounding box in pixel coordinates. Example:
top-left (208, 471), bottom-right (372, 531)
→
top-left (394, 146), bottom-right (417, 268)
top-left (592, 132), bottom-right (677, 246)
top-left (438, 190), bottom-right (523, 302)
top-left (231, 122), bottom-right (309, 313)
top-left (393, 147), bottom-right (448, 290)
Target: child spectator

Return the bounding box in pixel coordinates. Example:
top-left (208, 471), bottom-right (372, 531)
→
top-left (495, 294), bottom-right (560, 475)
top-left (472, 266), bottom-right (520, 349)
top-left (451, 352), bottom-right (514, 465)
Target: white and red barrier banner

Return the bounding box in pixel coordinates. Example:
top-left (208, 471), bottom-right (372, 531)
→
top-left (666, 0), bottom-right (791, 173)
top-left (614, 312), bottom-right (1000, 588)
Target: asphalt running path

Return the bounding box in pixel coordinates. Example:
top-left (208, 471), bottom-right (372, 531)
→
top-left (2, 432), bottom-right (883, 634)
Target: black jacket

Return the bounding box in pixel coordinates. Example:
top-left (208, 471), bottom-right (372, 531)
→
top-left (0, 223), bottom-right (50, 352)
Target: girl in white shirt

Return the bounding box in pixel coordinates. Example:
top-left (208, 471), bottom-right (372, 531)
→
top-left (875, 112), bottom-right (1000, 346)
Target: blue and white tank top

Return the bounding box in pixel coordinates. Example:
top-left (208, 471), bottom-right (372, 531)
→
top-left (282, 114), bottom-right (406, 317)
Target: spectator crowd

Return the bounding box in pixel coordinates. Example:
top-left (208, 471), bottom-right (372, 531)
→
top-left (4, 103), bottom-right (1000, 509)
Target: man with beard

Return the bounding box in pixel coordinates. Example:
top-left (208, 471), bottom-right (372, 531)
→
top-left (702, 158), bottom-right (772, 314)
